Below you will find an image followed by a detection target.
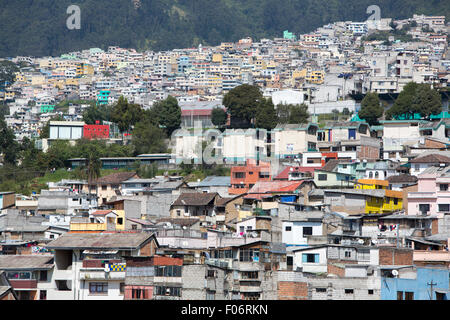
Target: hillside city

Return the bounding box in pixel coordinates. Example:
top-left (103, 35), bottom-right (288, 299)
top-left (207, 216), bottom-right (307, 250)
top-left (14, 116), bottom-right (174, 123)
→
top-left (0, 13), bottom-right (450, 301)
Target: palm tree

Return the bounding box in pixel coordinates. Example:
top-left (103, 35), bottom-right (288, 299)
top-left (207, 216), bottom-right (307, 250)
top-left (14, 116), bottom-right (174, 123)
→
top-left (84, 152), bottom-right (102, 199)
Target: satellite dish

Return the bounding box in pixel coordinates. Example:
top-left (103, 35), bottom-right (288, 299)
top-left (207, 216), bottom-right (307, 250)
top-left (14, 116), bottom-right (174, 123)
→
top-left (358, 239), bottom-right (364, 244)
top-left (392, 269), bottom-right (399, 277)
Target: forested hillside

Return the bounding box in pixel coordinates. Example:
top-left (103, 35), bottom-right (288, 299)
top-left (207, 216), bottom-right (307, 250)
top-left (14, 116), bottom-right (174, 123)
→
top-left (0, 0), bottom-right (449, 57)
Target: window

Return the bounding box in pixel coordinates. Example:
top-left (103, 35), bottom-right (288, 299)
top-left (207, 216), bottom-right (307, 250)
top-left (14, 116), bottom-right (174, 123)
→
top-left (285, 226), bottom-right (292, 232)
top-left (302, 227), bottom-right (313, 237)
top-left (102, 185), bottom-right (107, 191)
top-left (239, 249), bottom-right (260, 262)
top-left (241, 271), bottom-right (259, 279)
top-left (176, 210), bottom-right (181, 216)
top-left (439, 204), bottom-right (450, 212)
top-left (117, 217), bottom-right (123, 225)
top-left (234, 172), bottom-right (245, 179)
top-left (39, 270), bottom-right (47, 282)
top-left (405, 292), bottom-right (414, 300)
top-left (345, 289), bottom-right (354, 294)
top-left (207, 270), bottom-right (216, 278)
top-left (419, 204), bottom-right (430, 214)
top-left (318, 174), bottom-right (327, 181)
top-left (302, 253), bottom-right (319, 263)
top-left (316, 288), bottom-right (327, 293)
top-left (39, 290), bottom-right (47, 300)
top-left (89, 282), bottom-right (108, 294)
top-left (344, 251), bottom-right (351, 258)
top-left (368, 289), bottom-right (374, 295)
top-left (155, 286), bottom-right (181, 297)
top-left (440, 184), bottom-right (448, 191)
top-left (394, 198), bottom-right (398, 205)
top-left (131, 224), bottom-right (137, 230)
top-left (206, 290), bottom-right (215, 300)
top-left (120, 283), bottom-right (125, 295)
top-left (154, 265), bottom-right (182, 277)
top-left (397, 291), bottom-right (403, 300)
top-left (132, 288), bottom-right (145, 299)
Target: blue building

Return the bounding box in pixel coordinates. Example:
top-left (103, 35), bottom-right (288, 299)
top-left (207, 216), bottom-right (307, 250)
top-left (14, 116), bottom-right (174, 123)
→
top-left (381, 266), bottom-right (449, 300)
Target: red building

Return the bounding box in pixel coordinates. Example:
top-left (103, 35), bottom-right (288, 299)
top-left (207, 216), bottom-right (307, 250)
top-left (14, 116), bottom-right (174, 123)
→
top-left (229, 159), bottom-right (271, 195)
top-left (83, 121), bottom-right (110, 140)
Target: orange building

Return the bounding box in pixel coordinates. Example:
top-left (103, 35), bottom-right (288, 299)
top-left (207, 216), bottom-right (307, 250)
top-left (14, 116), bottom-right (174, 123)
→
top-left (229, 159), bottom-right (271, 195)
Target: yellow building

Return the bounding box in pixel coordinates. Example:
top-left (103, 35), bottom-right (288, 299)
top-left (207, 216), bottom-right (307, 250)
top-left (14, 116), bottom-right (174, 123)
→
top-left (212, 54), bottom-right (223, 63)
top-left (356, 180), bottom-right (403, 214)
top-left (14, 72), bottom-right (26, 82)
top-left (69, 210), bottom-right (125, 232)
top-left (355, 179), bottom-right (389, 190)
top-left (306, 70), bottom-right (324, 84)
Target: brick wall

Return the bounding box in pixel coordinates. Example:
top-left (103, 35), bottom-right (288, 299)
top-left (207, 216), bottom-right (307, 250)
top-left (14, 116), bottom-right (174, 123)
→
top-left (278, 281), bottom-right (308, 300)
top-left (327, 263), bottom-right (345, 277)
top-left (379, 247), bottom-right (413, 266)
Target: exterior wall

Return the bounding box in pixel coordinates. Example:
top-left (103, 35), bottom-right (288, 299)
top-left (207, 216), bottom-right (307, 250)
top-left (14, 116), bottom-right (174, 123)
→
top-left (378, 247), bottom-right (413, 266)
top-left (282, 221), bottom-right (323, 246)
top-left (277, 271), bottom-right (309, 300)
top-left (381, 268), bottom-right (450, 300)
top-left (181, 265), bottom-right (206, 300)
top-left (293, 247), bottom-right (327, 273)
top-left (309, 277), bottom-right (381, 300)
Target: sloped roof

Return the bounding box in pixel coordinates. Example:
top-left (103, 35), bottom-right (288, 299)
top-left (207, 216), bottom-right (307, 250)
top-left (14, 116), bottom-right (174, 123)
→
top-left (198, 176), bottom-right (231, 187)
top-left (92, 172), bottom-right (138, 185)
top-left (410, 154), bottom-right (450, 164)
top-left (172, 192), bottom-right (219, 206)
top-left (245, 181), bottom-right (305, 199)
top-left (46, 232), bottom-right (156, 250)
top-left (0, 255), bottom-right (54, 270)
top-left (319, 159), bottom-right (341, 172)
top-left (274, 166), bottom-right (319, 180)
top-left (387, 174), bottom-right (418, 184)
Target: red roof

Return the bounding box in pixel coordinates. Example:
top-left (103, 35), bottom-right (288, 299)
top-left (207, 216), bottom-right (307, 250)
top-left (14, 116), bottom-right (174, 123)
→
top-left (274, 166), bottom-right (321, 180)
top-left (181, 109), bottom-right (213, 117)
top-left (244, 181), bottom-right (305, 200)
top-left (92, 210), bottom-right (114, 216)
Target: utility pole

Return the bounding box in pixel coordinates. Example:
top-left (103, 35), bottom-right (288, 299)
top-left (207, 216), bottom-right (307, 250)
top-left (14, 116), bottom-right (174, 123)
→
top-left (427, 280), bottom-right (437, 300)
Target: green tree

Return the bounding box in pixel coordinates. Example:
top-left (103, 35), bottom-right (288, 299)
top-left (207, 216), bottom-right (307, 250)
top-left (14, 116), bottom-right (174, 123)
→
top-left (358, 92), bottom-right (383, 126)
top-left (131, 119), bottom-right (168, 155)
top-left (223, 84), bottom-right (263, 128)
top-left (83, 152), bottom-right (102, 196)
top-left (0, 117), bottom-right (20, 166)
top-left (150, 96), bottom-right (181, 136)
top-left (288, 103), bottom-right (309, 124)
top-left (111, 96), bottom-right (144, 133)
top-left (386, 82), bottom-right (418, 120)
top-left (255, 98), bottom-right (277, 130)
top-left (82, 103), bottom-right (112, 124)
top-left (211, 107), bottom-right (227, 128)
top-left (411, 84), bottom-right (442, 120)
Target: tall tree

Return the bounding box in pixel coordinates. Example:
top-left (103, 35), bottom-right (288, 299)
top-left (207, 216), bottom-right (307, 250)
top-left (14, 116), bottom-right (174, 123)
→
top-left (211, 107), bottom-right (227, 128)
top-left (111, 96), bottom-right (144, 133)
top-left (131, 119), bottom-right (168, 155)
top-left (277, 103), bottom-right (309, 124)
top-left (358, 92), bottom-right (383, 126)
top-left (84, 152), bottom-right (102, 196)
top-left (386, 82), bottom-right (418, 120)
top-left (223, 84), bottom-right (263, 128)
top-left (256, 98), bottom-right (277, 130)
top-left (411, 84), bottom-right (442, 120)
top-left (0, 117), bottom-right (20, 166)
top-left (150, 96), bottom-right (181, 136)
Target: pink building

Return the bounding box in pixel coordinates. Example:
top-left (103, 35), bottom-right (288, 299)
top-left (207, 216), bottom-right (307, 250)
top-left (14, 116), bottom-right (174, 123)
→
top-left (407, 165), bottom-right (450, 217)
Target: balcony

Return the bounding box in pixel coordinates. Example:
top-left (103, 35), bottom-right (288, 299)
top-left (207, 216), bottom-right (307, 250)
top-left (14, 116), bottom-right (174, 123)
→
top-left (407, 192), bottom-right (436, 199)
top-left (413, 250), bottom-right (450, 263)
top-left (53, 269), bottom-right (73, 281)
top-left (9, 279), bottom-right (38, 289)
